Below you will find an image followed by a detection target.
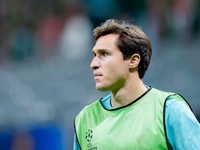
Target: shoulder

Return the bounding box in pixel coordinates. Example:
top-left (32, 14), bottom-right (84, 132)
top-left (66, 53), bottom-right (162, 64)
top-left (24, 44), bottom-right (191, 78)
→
top-left (165, 94), bottom-right (192, 111)
top-left (150, 88), bottom-right (174, 98)
top-left (76, 100), bottom-right (100, 117)
top-left (151, 88), bottom-right (191, 108)
top-left (165, 95), bottom-right (193, 121)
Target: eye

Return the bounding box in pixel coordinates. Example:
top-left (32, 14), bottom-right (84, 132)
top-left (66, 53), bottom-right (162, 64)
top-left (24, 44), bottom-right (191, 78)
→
top-left (92, 52), bottom-right (96, 57)
top-left (102, 52), bottom-right (108, 56)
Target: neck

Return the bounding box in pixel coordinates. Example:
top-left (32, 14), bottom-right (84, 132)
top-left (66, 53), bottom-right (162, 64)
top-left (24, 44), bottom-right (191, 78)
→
top-left (110, 76), bottom-right (147, 108)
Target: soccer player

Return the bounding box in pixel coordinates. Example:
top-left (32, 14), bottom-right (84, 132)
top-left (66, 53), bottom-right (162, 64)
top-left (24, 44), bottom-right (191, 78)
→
top-left (73, 19), bottom-right (200, 149)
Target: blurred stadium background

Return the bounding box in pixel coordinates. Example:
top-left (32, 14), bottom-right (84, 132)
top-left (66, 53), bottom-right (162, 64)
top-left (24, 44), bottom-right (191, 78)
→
top-left (0, 0), bottom-right (200, 149)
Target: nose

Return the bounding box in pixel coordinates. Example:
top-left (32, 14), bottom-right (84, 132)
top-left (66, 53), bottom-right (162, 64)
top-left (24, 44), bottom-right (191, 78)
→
top-left (90, 57), bottom-right (100, 70)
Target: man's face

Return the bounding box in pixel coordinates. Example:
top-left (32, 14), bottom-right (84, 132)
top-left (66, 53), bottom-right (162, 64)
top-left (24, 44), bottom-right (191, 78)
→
top-left (90, 34), bottom-right (130, 92)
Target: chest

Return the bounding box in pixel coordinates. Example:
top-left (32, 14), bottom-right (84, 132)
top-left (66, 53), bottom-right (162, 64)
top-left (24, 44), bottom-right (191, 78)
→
top-left (78, 102), bottom-right (167, 150)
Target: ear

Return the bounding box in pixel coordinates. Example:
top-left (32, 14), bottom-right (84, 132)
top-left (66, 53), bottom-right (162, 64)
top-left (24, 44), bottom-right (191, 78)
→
top-left (129, 54), bottom-right (141, 69)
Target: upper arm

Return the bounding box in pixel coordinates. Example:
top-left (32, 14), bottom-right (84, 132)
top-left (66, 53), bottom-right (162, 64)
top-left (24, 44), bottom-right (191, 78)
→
top-left (73, 133), bottom-right (81, 150)
top-left (165, 98), bottom-right (200, 149)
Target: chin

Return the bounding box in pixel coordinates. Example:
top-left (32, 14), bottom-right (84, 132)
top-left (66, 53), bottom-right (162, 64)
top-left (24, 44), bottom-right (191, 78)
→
top-left (96, 86), bottom-right (110, 92)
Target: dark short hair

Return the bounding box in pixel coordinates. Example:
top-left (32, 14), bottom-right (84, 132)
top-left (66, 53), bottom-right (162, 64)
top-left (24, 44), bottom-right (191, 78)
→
top-left (93, 19), bottom-right (152, 79)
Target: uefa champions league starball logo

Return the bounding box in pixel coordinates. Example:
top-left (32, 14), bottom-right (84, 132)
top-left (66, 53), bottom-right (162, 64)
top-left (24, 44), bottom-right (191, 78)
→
top-left (85, 129), bottom-right (93, 142)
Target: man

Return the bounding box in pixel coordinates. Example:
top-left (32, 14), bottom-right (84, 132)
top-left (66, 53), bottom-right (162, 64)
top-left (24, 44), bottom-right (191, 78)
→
top-left (73, 19), bottom-right (200, 149)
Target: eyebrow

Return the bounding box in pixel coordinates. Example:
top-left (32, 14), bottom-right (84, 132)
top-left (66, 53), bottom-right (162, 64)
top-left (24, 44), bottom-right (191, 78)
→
top-left (92, 48), bottom-right (110, 54)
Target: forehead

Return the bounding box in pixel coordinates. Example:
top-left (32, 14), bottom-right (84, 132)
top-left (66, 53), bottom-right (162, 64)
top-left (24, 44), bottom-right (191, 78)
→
top-left (92, 34), bottom-right (119, 52)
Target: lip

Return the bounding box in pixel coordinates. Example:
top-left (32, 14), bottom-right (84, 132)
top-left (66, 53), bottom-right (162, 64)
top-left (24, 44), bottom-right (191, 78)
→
top-left (94, 73), bottom-right (102, 79)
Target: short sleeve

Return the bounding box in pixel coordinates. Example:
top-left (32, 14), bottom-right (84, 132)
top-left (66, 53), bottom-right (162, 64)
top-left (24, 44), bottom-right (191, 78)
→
top-left (73, 133), bottom-right (81, 150)
top-left (165, 97), bottom-right (200, 149)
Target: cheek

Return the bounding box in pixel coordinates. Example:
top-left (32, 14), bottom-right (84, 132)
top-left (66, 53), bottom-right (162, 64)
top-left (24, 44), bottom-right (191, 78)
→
top-left (106, 66), bottom-right (128, 82)
top-left (103, 59), bottom-right (129, 79)
top-left (110, 61), bottom-right (129, 74)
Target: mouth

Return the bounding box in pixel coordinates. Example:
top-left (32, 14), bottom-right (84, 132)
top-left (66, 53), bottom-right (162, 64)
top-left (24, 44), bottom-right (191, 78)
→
top-left (94, 73), bottom-right (102, 80)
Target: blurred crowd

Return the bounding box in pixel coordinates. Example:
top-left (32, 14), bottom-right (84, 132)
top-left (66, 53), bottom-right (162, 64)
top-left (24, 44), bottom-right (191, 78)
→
top-left (0, 0), bottom-right (200, 64)
top-left (0, 0), bottom-right (200, 149)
